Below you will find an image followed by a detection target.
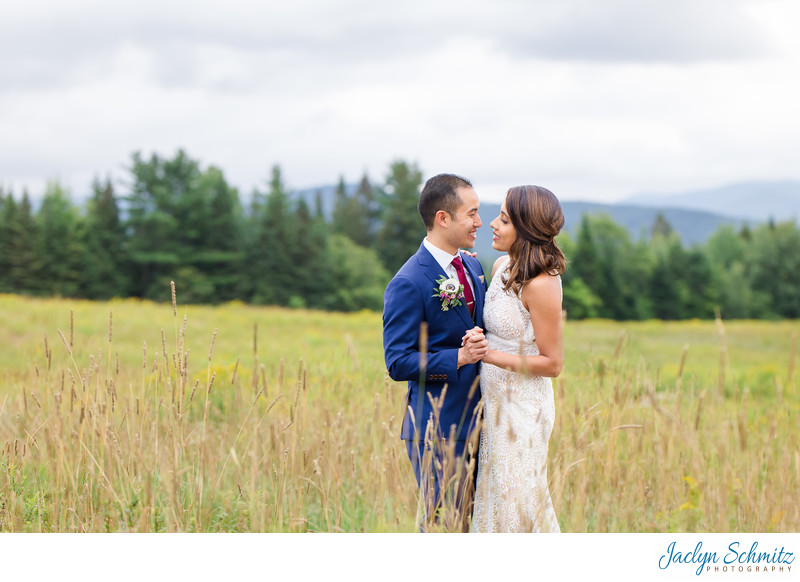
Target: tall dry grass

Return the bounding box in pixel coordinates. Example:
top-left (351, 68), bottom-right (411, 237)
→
top-left (548, 320), bottom-right (799, 532)
top-left (0, 291), bottom-right (797, 532)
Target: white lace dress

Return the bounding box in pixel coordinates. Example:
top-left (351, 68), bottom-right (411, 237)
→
top-left (471, 257), bottom-right (560, 533)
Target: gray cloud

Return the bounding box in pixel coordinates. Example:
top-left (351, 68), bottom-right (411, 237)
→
top-left (0, 1), bottom-right (445, 93)
top-left (0, 0), bottom-right (771, 95)
top-left (0, 0), bottom-right (796, 204)
top-left (492, 0), bottom-right (769, 63)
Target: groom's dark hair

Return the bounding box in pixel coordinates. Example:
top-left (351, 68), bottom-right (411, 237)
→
top-left (418, 173), bottom-right (473, 230)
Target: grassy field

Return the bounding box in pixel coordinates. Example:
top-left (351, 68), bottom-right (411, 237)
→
top-left (0, 292), bottom-right (798, 532)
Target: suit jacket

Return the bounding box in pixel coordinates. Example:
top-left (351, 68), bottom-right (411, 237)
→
top-left (383, 242), bottom-right (488, 442)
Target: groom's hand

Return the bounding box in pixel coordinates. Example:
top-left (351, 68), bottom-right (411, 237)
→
top-left (461, 326), bottom-right (483, 346)
top-left (458, 330), bottom-right (488, 367)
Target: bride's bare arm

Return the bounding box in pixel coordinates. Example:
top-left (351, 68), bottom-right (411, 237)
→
top-left (482, 273), bottom-right (563, 377)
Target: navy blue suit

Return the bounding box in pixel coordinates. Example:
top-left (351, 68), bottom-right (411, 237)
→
top-left (383, 242), bottom-right (487, 525)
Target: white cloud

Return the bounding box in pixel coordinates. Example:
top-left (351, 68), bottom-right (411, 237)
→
top-left (0, 0), bottom-right (798, 205)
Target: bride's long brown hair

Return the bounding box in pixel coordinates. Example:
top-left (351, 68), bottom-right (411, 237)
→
top-left (503, 185), bottom-right (566, 294)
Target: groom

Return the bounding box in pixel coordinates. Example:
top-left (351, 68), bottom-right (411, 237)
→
top-left (382, 173), bottom-right (488, 531)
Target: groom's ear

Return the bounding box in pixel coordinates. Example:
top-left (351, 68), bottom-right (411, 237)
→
top-left (434, 209), bottom-right (451, 229)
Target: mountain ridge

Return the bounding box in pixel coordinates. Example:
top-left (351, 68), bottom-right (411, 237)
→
top-left (291, 180), bottom-right (798, 266)
top-left (621, 180), bottom-right (800, 221)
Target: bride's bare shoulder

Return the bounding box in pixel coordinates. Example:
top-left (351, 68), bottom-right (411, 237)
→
top-left (490, 255), bottom-right (509, 279)
top-left (521, 272), bottom-right (562, 309)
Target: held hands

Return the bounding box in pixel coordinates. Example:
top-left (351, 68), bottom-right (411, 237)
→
top-left (458, 326), bottom-right (488, 367)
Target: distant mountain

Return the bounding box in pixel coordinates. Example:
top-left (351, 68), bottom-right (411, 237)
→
top-left (290, 182), bottom-right (779, 272)
top-left (291, 183), bottom-right (358, 218)
top-left (470, 201), bottom-right (749, 267)
top-left (621, 180), bottom-right (800, 222)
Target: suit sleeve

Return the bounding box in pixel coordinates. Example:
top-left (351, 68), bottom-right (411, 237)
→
top-left (383, 275), bottom-right (459, 382)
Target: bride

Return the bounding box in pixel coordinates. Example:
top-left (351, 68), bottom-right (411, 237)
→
top-left (468, 185), bottom-right (565, 533)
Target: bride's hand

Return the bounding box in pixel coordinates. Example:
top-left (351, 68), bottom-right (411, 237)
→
top-left (459, 249), bottom-right (477, 258)
top-left (461, 326), bottom-right (483, 346)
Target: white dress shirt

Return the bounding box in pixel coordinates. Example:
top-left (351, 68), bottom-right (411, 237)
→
top-left (423, 237), bottom-right (476, 299)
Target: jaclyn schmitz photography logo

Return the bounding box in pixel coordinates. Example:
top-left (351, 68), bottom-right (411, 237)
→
top-left (659, 540), bottom-right (795, 576)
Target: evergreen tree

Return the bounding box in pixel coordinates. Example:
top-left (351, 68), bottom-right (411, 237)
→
top-left (648, 234), bottom-right (689, 320)
top-left (572, 215), bottom-right (602, 295)
top-left (682, 247), bottom-right (719, 318)
top-left (125, 151), bottom-right (183, 299)
top-left (331, 176), bottom-right (350, 235)
top-left (706, 226), bottom-right (759, 318)
top-left (80, 177), bottom-right (130, 299)
top-left (125, 149), bottom-right (235, 302)
top-left (248, 165), bottom-right (296, 305)
top-left (558, 231), bottom-right (602, 319)
top-left (354, 172), bottom-right (379, 247)
top-left (313, 190), bottom-right (325, 221)
top-left (745, 221), bottom-right (800, 318)
top-left (160, 150), bottom-right (219, 302)
top-left (195, 166), bottom-right (244, 302)
top-left (0, 192), bottom-right (15, 292)
top-left (331, 173), bottom-right (376, 248)
top-left (290, 196), bottom-right (330, 308)
top-left (376, 160), bottom-right (425, 274)
top-left (627, 238), bottom-right (655, 319)
top-left (589, 216), bottom-right (628, 319)
top-left (0, 191), bottom-right (9, 291)
top-left (11, 192), bottom-right (39, 293)
top-left (651, 212), bottom-right (674, 238)
top-left (35, 182), bottom-right (84, 297)
top-left (572, 214), bottom-right (648, 319)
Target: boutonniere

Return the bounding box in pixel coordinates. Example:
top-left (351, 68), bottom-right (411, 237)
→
top-left (433, 276), bottom-right (464, 311)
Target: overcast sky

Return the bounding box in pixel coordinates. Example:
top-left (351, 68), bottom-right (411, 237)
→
top-left (1, 0), bottom-right (799, 204)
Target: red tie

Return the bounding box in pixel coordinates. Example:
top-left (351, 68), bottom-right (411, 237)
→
top-left (451, 255), bottom-right (475, 317)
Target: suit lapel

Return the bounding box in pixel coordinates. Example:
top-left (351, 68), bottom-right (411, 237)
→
top-left (416, 244), bottom-right (474, 330)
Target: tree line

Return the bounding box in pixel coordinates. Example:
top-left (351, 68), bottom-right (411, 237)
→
top-left (1, 149), bottom-right (798, 318)
top-left (559, 212), bottom-right (800, 320)
top-left (0, 150), bottom-right (423, 311)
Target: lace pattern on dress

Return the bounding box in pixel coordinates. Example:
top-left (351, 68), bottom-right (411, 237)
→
top-left (471, 256), bottom-right (561, 533)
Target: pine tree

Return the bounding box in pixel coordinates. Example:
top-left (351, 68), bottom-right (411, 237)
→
top-left (313, 190), bottom-right (325, 221)
top-left (746, 221), bottom-right (800, 318)
top-left (0, 192), bottom-right (14, 292)
top-left (331, 176), bottom-right (349, 235)
top-left (125, 151), bottom-right (182, 299)
top-left (353, 172), bottom-right (378, 247)
top-left (125, 149), bottom-right (233, 302)
top-left (558, 231), bottom-right (602, 319)
top-left (291, 196), bottom-right (329, 308)
top-left (331, 173), bottom-right (375, 247)
top-left (201, 166), bottom-right (245, 302)
top-left (706, 226), bottom-right (751, 318)
top-left (682, 247), bottom-right (719, 318)
top-left (573, 214), bottom-right (651, 319)
top-left (572, 215), bottom-right (601, 291)
top-left (648, 234), bottom-right (689, 320)
top-left (35, 182), bottom-right (84, 297)
top-left (651, 212), bottom-right (674, 238)
top-left (376, 160), bottom-right (425, 274)
top-left (80, 177), bottom-right (130, 299)
top-left (248, 165), bottom-right (296, 305)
